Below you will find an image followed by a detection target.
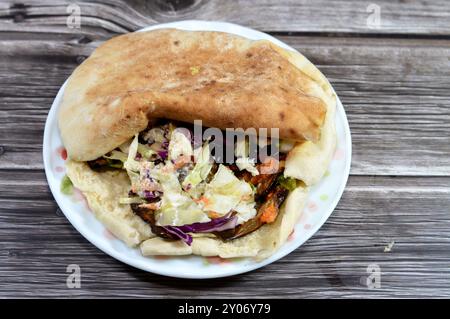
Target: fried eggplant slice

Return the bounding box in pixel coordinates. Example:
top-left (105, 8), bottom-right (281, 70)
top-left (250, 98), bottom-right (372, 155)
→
top-left (215, 186), bottom-right (289, 241)
top-left (87, 157), bottom-right (122, 170)
top-left (130, 203), bottom-right (176, 240)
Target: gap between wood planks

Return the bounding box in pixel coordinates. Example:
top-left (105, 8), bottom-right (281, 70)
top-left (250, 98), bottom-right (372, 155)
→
top-left (269, 31), bottom-right (450, 41)
top-left (2, 0), bottom-right (450, 36)
top-left (0, 9), bottom-right (449, 177)
top-left (3, 29), bottom-right (450, 43)
top-left (1, 0), bottom-right (450, 299)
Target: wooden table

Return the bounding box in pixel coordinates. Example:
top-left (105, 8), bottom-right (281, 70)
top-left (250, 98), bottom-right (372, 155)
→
top-left (1, 0), bottom-right (449, 298)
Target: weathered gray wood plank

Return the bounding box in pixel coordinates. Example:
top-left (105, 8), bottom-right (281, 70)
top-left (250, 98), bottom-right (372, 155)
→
top-left (1, 0), bottom-right (450, 299)
top-left (1, 174), bottom-right (450, 298)
top-left (1, 0), bottom-right (450, 37)
top-left (1, 36), bottom-right (449, 175)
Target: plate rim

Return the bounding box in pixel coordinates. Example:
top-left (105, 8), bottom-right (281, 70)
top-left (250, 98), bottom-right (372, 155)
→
top-left (43, 20), bottom-right (352, 279)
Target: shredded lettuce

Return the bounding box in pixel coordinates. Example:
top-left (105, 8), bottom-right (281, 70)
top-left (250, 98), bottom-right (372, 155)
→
top-left (234, 201), bottom-right (257, 223)
top-left (103, 150), bottom-right (128, 163)
top-left (119, 134), bottom-right (142, 193)
top-left (235, 137), bottom-right (248, 158)
top-left (235, 138), bottom-right (259, 176)
top-left (137, 143), bottom-right (155, 159)
top-left (182, 143), bottom-right (212, 189)
top-left (156, 171), bottom-right (210, 226)
top-left (123, 134), bottom-right (140, 172)
top-left (119, 197), bottom-right (146, 204)
top-left (208, 165), bottom-right (253, 197)
top-left (127, 170), bottom-right (141, 193)
top-left (143, 127), bottom-right (166, 143)
top-left (202, 165), bottom-right (255, 217)
top-left (236, 157), bottom-right (259, 176)
top-left (168, 130), bottom-right (193, 161)
top-left (105, 123), bottom-right (270, 231)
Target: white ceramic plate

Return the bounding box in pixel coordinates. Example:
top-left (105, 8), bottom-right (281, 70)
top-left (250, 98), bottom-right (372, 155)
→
top-left (43, 20), bottom-right (351, 279)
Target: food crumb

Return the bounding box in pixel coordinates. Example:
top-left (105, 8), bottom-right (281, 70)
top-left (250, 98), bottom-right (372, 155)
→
top-left (190, 66), bottom-right (200, 75)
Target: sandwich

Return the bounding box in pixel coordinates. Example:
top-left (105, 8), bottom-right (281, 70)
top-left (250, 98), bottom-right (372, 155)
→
top-left (58, 29), bottom-right (336, 260)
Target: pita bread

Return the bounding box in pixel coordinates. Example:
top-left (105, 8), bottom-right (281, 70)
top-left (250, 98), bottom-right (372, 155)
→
top-left (65, 104), bottom-right (335, 258)
top-left (65, 160), bottom-right (154, 247)
top-left (58, 29), bottom-right (329, 161)
top-left (66, 159), bottom-right (307, 260)
top-left (281, 48), bottom-right (337, 185)
top-left (62, 29), bottom-right (337, 260)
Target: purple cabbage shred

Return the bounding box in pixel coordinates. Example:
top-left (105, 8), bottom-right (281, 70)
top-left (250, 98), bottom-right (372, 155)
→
top-left (159, 214), bottom-right (238, 246)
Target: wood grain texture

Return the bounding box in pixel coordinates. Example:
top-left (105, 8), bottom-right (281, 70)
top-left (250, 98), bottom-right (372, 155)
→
top-left (1, 0), bottom-right (450, 37)
top-left (1, 174), bottom-right (450, 298)
top-left (1, 37), bottom-right (449, 175)
top-left (1, 0), bottom-right (450, 298)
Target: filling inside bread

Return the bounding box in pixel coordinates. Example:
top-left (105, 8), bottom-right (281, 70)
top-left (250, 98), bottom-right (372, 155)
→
top-left (86, 120), bottom-right (301, 245)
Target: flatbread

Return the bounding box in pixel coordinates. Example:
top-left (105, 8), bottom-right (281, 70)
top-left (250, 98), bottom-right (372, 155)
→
top-left (58, 29), bottom-right (330, 161)
top-left (61, 29), bottom-right (337, 260)
top-left (64, 87), bottom-right (335, 259)
top-left (66, 159), bottom-right (307, 260)
top-left (65, 160), bottom-right (154, 247)
top-left (278, 48), bottom-right (337, 185)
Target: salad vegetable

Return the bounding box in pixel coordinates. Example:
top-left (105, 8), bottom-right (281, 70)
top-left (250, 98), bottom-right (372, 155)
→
top-left (87, 120), bottom-right (295, 245)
